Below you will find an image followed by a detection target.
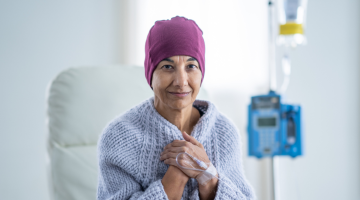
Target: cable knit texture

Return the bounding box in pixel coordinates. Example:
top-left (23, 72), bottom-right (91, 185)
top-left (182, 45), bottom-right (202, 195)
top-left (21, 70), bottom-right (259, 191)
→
top-left (97, 97), bottom-right (255, 200)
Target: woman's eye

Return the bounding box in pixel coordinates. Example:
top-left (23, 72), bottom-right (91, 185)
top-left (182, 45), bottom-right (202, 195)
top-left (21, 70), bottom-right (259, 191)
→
top-left (162, 65), bottom-right (173, 69)
top-left (188, 64), bottom-right (198, 69)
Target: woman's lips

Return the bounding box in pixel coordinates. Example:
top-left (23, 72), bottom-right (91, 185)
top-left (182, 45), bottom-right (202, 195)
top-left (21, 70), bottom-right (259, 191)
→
top-left (168, 91), bottom-right (191, 97)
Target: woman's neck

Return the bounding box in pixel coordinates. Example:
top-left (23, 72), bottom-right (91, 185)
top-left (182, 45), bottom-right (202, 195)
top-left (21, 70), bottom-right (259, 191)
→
top-left (154, 98), bottom-right (200, 135)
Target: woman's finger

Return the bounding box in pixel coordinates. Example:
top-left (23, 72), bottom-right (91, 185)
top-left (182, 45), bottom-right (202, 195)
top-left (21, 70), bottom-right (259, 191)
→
top-left (182, 131), bottom-right (202, 147)
top-left (161, 146), bottom-right (189, 155)
top-left (163, 143), bottom-right (172, 150)
top-left (160, 152), bottom-right (180, 161)
top-left (163, 140), bottom-right (187, 150)
top-left (170, 140), bottom-right (188, 147)
top-left (164, 157), bottom-right (201, 179)
top-left (163, 158), bottom-right (177, 166)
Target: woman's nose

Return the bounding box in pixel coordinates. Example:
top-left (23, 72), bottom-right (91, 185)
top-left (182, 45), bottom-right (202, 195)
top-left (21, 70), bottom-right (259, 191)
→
top-left (173, 67), bottom-right (188, 87)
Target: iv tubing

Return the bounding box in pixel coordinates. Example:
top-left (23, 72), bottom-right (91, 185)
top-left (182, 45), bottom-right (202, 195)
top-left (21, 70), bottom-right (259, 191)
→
top-left (175, 152), bottom-right (239, 196)
top-left (279, 53), bottom-right (291, 94)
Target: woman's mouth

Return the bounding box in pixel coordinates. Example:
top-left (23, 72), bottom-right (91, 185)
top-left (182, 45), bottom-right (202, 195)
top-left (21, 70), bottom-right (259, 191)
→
top-left (168, 91), bottom-right (191, 97)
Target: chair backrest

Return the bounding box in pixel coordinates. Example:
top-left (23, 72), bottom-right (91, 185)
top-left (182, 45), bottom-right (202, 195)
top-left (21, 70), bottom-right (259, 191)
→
top-left (46, 65), bottom-right (209, 200)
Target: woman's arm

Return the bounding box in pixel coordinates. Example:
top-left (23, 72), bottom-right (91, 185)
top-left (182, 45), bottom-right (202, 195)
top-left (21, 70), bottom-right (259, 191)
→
top-left (98, 159), bottom-right (169, 200)
top-left (198, 175), bottom-right (218, 200)
top-left (162, 166), bottom-right (189, 200)
top-left (98, 165), bottom-right (189, 200)
top-left (187, 117), bottom-right (255, 200)
top-left (202, 117), bottom-right (255, 200)
top-left (160, 132), bottom-right (220, 200)
top-left (98, 123), bottom-right (179, 200)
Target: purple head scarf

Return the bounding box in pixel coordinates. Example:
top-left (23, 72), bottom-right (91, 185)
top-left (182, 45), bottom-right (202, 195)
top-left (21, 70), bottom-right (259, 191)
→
top-left (144, 16), bottom-right (205, 87)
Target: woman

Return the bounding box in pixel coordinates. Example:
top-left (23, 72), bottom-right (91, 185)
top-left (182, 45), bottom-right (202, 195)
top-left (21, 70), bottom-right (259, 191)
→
top-left (97, 16), bottom-right (254, 200)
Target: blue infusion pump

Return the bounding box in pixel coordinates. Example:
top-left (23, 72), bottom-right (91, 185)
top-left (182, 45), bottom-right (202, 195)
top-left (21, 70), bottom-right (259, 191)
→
top-left (247, 91), bottom-right (303, 158)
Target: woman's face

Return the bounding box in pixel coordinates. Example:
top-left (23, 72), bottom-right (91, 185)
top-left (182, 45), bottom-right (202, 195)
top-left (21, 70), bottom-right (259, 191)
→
top-left (152, 55), bottom-right (202, 110)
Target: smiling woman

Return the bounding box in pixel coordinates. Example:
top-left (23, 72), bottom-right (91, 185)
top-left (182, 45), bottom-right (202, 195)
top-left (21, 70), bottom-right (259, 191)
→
top-left (152, 55), bottom-right (203, 134)
top-left (97, 16), bottom-right (255, 200)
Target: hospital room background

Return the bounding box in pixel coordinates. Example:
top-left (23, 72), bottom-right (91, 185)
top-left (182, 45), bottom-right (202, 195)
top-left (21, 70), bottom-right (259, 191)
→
top-left (0, 0), bottom-right (359, 200)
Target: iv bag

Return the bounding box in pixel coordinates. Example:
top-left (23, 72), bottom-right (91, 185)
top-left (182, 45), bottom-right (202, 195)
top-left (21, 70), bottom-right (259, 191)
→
top-left (277, 0), bottom-right (308, 47)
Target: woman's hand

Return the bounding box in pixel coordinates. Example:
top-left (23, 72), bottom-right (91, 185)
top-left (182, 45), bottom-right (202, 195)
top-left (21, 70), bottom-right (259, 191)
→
top-left (162, 165), bottom-right (189, 200)
top-left (160, 131), bottom-right (211, 178)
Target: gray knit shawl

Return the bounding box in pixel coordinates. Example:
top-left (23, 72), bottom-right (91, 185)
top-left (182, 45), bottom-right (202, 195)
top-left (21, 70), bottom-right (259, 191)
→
top-left (97, 97), bottom-right (255, 200)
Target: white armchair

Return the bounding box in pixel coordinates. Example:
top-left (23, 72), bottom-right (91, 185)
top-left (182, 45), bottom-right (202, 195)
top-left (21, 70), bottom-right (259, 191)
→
top-left (45, 65), bottom-right (209, 200)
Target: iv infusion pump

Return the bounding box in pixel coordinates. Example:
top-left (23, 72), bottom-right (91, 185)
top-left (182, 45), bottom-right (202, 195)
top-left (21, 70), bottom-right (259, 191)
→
top-left (248, 91), bottom-right (303, 158)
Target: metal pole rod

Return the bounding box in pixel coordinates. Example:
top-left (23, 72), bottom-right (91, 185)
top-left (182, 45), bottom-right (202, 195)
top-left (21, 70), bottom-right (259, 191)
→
top-left (268, 0), bottom-right (277, 92)
top-left (270, 157), bottom-right (277, 200)
top-left (269, 1), bottom-right (279, 200)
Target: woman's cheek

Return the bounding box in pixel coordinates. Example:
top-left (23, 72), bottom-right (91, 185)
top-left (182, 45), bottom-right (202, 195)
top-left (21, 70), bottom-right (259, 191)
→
top-left (190, 74), bottom-right (201, 90)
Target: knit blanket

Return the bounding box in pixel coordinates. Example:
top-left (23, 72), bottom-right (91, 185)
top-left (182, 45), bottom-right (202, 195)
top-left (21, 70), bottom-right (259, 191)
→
top-left (97, 97), bottom-right (255, 200)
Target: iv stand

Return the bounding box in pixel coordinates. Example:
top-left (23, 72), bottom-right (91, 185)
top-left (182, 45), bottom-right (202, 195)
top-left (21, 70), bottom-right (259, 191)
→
top-left (268, 1), bottom-right (279, 200)
top-left (268, 0), bottom-right (277, 92)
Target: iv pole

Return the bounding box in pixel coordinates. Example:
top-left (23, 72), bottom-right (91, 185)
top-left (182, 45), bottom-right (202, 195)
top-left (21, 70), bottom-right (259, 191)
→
top-left (268, 1), bottom-right (279, 200)
top-left (268, 0), bottom-right (277, 92)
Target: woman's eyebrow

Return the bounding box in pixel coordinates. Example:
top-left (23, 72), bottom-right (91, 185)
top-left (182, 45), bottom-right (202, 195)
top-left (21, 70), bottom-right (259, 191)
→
top-left (162, 58), bottom-right (174, 63)
top-left (187, 57), bottom-right (197, 62)
top-left (161, 57), bottom-right (197, 62)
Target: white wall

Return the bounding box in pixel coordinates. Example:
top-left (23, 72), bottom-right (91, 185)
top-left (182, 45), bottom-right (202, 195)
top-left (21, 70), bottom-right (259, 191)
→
top-left (0, 1), bottom-right (122, 199)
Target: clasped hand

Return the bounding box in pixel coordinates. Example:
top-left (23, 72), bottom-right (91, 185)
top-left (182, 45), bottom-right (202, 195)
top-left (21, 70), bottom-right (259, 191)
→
top-left (160, 131), bottom-right (210, 179)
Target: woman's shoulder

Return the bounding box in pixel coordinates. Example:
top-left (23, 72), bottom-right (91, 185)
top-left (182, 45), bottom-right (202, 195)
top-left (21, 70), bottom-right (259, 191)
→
top-left (193, 99), bottom-right (240, 141)
top-left (98, 98), bottom-right (152, 153)
top-left (194, 99), bottom-right (238, 131)
top-left (212, 110), bottom-right (242, 144)
top-left (212, 113), bottom-right (244, 162)
top-left (215, 113), bottom-right (238, 132)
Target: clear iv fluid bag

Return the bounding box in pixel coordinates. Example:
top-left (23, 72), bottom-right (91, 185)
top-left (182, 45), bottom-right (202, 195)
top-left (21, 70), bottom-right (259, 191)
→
top-left (277, 0), bottom-right (308, 47)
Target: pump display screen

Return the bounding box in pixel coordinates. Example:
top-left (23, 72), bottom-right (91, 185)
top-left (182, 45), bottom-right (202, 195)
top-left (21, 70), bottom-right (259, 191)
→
top-left (258, 117), bottom-right (276, 127)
